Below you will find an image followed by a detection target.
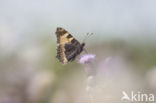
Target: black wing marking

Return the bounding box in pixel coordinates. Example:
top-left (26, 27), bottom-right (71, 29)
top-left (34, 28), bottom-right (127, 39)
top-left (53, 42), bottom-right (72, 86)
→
top-left (64, 43), bottom-right (81, 62)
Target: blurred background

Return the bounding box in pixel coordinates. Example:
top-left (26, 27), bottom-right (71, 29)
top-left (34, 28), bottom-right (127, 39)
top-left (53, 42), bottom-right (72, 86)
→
top-left (0, 0), bottom-right (156, 103)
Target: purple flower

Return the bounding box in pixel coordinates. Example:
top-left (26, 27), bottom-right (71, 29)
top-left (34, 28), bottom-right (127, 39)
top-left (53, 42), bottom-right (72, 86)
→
top-left (79, 54), bottom-right (96, 64)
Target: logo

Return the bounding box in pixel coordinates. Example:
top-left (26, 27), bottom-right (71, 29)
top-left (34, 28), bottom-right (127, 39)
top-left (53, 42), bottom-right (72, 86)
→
top-left (121, 91), bottom-right (155, 102)
top-left (55, 27), bottom-right (85, 64)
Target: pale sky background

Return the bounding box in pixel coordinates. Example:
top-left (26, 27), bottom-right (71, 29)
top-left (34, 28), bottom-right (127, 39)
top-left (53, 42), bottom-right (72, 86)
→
top-left (0, 0), bottom-right (156, 49)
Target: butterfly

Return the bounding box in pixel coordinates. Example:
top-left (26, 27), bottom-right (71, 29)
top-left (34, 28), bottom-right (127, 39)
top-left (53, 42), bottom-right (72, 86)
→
top-left (55, 27), bottom-right (85, 64)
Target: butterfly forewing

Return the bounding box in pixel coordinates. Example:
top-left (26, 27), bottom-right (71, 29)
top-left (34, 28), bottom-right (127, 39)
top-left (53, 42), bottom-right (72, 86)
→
top-left (55, 27), bottom-right (85, 64)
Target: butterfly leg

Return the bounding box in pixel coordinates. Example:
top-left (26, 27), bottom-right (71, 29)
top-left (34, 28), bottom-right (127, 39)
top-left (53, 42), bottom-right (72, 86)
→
top-left (84, 48), bottom-right (88, 54)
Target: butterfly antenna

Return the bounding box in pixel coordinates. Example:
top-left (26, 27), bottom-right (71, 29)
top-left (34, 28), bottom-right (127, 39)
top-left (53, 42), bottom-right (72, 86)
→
top-left (82, 33), bottom-right (93, 43)
top-left (82, 33), bottom-right (93, 54)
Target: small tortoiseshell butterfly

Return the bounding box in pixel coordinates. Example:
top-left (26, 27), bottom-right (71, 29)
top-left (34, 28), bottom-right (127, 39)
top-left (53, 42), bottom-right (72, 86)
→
top-left (55, 27), bottom-right (85, 64)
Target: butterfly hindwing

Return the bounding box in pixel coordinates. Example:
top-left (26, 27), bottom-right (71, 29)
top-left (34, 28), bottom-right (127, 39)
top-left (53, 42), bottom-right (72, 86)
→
top-left (56, 44), bottom-right (67, 63)
top-left (64, 43), bottom-right (81, 62)
top-left (55, 27), bottom-right (85, 64)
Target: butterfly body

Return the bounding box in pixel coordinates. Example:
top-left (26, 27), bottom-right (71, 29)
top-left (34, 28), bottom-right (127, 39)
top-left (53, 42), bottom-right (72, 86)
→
top-left (55, 27), bottom-right (85, 64)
